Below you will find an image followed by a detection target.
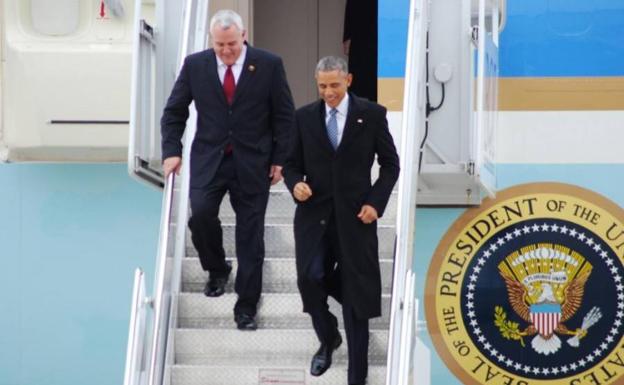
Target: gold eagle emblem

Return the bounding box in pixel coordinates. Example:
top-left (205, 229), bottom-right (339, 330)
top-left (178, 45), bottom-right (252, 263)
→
top-left (496, 243), bottom-right (602, 355)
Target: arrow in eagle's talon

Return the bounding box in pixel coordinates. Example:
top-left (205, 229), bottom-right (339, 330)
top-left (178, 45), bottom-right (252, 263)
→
top-left (567, 307), bottom-right (602, 347)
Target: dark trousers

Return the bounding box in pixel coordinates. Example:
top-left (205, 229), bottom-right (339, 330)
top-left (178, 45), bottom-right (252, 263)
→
top-left (188, 155), bottom-right (269, 316)
top-left (305, 217), bottom-right (370, 384)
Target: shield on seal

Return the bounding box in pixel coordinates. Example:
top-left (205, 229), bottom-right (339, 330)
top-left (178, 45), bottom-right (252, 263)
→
top-left (530, 303), bottom-right (562, 337)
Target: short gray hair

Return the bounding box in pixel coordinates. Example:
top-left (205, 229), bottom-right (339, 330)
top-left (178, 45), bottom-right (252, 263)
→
top-left (315, 56), bottom-right (349, 75)
top-left (210, 9), bottom-right (244, 33)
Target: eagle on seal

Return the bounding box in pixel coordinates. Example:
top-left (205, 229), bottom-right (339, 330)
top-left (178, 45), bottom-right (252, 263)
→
top-left (500, 269), bottom-right (590, 355)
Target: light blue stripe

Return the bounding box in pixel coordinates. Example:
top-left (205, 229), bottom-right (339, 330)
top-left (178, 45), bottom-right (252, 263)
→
top-left (4, 161), bottom-right (623, 384)
top-left (0, 164), bottom-right (160, 385)
top-left (0, 168), bottom-right (22, 383)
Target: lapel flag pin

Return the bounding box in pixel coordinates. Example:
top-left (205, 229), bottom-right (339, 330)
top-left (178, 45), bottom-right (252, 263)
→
top-left (248, 65), bottom-right (256, 72)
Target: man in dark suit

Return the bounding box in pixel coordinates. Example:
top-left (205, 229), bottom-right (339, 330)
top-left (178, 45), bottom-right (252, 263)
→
top-left (283, 56), bottom-right (399, 385)
top-left (161, 9), bottom-right (295, 330)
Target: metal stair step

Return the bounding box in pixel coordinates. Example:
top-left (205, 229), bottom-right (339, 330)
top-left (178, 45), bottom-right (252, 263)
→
top-left (174, 329), bottom-right (388, 366)
top-left (171, 364), bottom-right (386, 385)
top-left (185, 248), bottom-right (395, 260)
top-left (171, 184), bottom-right (397, 385)
top-left (185, 224), bottom-right (397, 256)
top-left (216, 186), bottom-right (397, 225)
top-left (177, 293), bottom-right (391, 329)
top-left (181, 257), bottom-right (395, 293)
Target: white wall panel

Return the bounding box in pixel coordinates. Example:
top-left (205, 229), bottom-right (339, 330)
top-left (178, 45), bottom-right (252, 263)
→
top-left (498, 111), bottom-right (624, 164)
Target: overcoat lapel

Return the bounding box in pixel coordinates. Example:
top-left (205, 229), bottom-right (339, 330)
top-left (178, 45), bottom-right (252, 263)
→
top-left (205, 51), bottom-right (227, 106)
top-left (309, 101), bottom-right (336, 155)
top-left (337, 95), bottom-right (365, 152)
top-left (308, 94), bottom-right (366, 155)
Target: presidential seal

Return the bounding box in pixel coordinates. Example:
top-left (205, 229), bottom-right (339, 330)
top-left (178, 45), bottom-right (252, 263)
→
top-left (425, 183), bottom-right (624, 385)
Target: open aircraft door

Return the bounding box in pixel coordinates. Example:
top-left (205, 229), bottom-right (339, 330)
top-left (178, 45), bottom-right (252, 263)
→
top-left (471, 0), bottom-right (500, 198)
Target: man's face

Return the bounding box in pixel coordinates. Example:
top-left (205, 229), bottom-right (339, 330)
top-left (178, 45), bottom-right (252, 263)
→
top-left (211, 24), bottom-right (245, 66)
top-left (316, 70), bottom-right (352, 108)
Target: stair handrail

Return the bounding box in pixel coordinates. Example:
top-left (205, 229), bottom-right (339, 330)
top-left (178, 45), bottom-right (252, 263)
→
top-left (123, 171), bottom-right (175, 385)
top-left (397, 272), bottom-right (416, 385)
top-left (125, 0), bottom-right (209, 384)
top-left (146, 172), bottom-right (177, 385)
top-left (146, 0), bottom-right (209, 383)
top-left (385, 0), bottom-right (429, 383)
top-left (124, 269), bottom-right (149, 385)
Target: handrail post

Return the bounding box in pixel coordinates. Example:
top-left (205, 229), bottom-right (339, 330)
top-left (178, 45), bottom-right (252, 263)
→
top-left (397, 271), bottom-right (416, 385)
top-left (124, 269), bottom-right (148, 385)
top-left (143, 1), bottom-right (210, 384)
top-left (386, 0), bottom-right (428, 383)
top-left (146, 172), bottom-right (176, 385)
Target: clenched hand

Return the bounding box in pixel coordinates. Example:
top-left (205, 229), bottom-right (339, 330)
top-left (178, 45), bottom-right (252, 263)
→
top-left (293, 182), bottom-right (313, 202)
top-left (357, 204), bottom-right (378, 224)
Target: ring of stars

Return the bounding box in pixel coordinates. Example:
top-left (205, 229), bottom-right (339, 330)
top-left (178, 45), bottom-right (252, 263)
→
top-left (464, 221), bottom-right (624, 378)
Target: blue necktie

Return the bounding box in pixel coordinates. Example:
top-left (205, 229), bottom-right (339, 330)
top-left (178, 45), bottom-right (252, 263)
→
top-left (327, 108), bottom-right (339, 149)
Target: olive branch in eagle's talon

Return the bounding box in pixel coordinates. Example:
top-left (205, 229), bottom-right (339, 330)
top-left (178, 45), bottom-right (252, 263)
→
top-left (494, 306), bottom-right (529, 347)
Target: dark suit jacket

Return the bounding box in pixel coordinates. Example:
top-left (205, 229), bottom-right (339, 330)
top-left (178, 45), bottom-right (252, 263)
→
top-left (283, 94), bottom-right (400, 319)
top-left (161, 46), bottom-right (295, 193)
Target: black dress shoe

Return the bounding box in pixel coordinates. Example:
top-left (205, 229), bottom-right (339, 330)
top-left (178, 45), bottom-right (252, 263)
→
top-left (204, 261), bottom-right (232, 297)
top-left (310, 332), bottom-right (342, 376)
top-left (234, 313), bottom-right (258, 331)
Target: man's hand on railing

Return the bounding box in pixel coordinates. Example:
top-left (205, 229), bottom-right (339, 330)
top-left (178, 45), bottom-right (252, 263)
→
top-left (163, 156), bottom-right (182, 177)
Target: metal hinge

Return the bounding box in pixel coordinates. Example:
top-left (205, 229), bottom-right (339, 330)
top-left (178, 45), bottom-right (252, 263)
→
top-left (140, 20), bottom-right (156, 44)
top-left (471, 25), bottom-right (479, 44)
top-left (467, 161), bottom-right (475, 176)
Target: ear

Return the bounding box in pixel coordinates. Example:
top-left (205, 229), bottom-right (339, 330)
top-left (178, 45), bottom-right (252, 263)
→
top-left (346, 73), bottom-right (353, 87)
top-left (241, 29), bottom-right (247, 40)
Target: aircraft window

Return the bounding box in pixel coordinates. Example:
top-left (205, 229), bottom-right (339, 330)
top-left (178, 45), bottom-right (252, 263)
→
top-left (30, 0), bottom-right (80, 36)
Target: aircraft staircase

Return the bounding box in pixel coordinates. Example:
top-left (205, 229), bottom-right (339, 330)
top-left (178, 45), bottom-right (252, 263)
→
top-left (169, 187), bottom-right (397, 384)
top-left (125, 0), bottom-right (428, 384)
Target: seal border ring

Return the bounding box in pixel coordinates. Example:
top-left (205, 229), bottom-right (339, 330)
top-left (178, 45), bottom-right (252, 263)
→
top-left (425, 182), bottom-right (624, 384)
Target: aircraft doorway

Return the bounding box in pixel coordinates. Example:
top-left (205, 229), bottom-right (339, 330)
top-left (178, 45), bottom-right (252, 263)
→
top-left (252, 0), bottom-right (378, 107)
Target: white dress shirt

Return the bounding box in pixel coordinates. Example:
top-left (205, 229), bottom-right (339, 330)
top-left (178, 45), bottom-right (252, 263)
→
top-left (325, 93), bottom-right (349, 146)
top-left (216, 45), bottom-right (247, 84)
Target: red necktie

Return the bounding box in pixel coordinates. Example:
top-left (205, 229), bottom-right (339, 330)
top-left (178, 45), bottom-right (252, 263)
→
top-left (223, 65), bottom-right (235, 155)
top-left (223, 65), bottom-right (235, 105)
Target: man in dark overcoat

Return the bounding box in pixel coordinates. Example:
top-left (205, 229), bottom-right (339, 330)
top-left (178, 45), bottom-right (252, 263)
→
top-left (160, 9), bottom-right (295, 330)
top-left (283, 56), bottom-right (399, 385)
